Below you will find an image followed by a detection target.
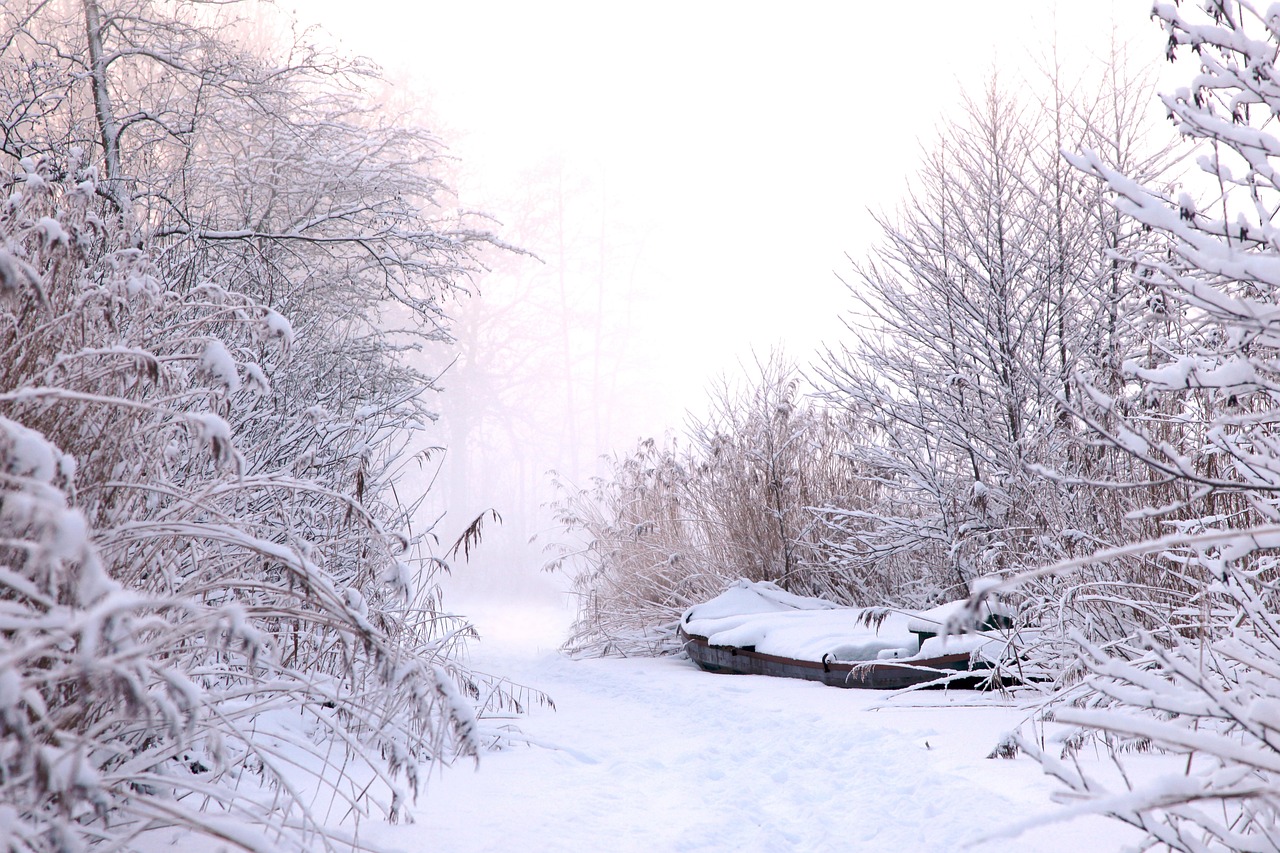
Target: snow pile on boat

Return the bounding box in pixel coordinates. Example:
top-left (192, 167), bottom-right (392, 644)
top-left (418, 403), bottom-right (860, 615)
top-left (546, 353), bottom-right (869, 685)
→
top-left (680, 580), bottom-right (1014, 664)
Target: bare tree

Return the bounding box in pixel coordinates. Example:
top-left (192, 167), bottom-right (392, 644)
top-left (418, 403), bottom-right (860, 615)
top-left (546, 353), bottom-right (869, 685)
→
top-left (819, 77), bottom-right (1083, 602)
top-left (817, 54), bottom-right (1171, 624)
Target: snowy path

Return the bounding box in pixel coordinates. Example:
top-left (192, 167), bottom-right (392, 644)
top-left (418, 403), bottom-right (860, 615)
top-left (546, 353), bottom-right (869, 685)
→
top-left (365, 602), bottom-right (1142, 853)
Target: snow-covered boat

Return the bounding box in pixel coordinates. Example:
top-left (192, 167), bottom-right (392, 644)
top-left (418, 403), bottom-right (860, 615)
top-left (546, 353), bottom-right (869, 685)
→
top-left (679, 580), bottom-right (1020, 690)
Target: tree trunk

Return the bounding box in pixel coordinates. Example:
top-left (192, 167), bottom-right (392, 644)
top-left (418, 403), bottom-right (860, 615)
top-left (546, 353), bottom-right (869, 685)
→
top-left (82, 0), bottom-right (134, 237)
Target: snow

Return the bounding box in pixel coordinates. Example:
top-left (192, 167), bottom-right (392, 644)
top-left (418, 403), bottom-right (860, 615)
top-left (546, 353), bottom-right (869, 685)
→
top-left (136, 597), bottom-right (1150, 853)
top-left (916, 632), bottom-right (1001, 659)
top-left (242, 361), bottom-right (269, 396)
top-left (908, 598), bottom-right (987, 632)
top-left (1247, 697), bottom-right (1280, 729)
top-left (0, 415), bottom-right (58, 481)
top-left (199, 339), bottom-right (239, 393)
top-left (33, 216), bottom-right (66, 247)
top-left (682, 579), bottom-right (842, 621)
top-left (1129, 353), bottom-right (1260, 391)
top-left (682, 581), bottom-right (1013, 665)
top-left (0, 668), bottom-right (19, 710)
top-left (190, 412), bottom-right (234, 466)
top-left (261, 309), bottom-right (294, 348)
top-left (364, 599), bottom-right (1142, 853)
top-left (0, 250), bottom-right (37, 293)
top-left (689, 607), bottom-right (919, 662)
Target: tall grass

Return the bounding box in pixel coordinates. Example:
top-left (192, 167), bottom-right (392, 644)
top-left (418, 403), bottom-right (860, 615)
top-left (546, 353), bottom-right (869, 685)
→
top-left (549, 355), bottom-right (876, 656)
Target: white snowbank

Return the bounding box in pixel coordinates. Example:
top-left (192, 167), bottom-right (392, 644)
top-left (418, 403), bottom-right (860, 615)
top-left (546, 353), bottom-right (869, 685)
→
top-left (136, 598), bottom-right (1148, 853)
top-left (683, 578), bottom-right (839, 620)
top-left (381, 599), bottom-right (1143, 853)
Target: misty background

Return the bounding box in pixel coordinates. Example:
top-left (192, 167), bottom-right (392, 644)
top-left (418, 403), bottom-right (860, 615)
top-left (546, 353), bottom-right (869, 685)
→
top-left (290, 0), bottom-right (1163, 605)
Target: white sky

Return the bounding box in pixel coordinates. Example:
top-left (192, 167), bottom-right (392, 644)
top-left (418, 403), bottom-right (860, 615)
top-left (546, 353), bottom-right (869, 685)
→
top-left (292, 0), bottom-right (1163, 440)
top-left (282, 1), bottom-right (1171, 592)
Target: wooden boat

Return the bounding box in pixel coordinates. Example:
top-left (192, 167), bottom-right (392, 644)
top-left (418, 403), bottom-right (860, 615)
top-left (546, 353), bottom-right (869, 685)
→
top-left (679, 627), bottom-right (1003, 690)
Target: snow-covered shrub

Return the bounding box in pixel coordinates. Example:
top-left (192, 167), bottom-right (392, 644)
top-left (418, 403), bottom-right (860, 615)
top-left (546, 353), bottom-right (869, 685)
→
top-left (1014, 561), bottom-right (1280, 850)
top-left (550, 355), bottom-right (875, 656)
top-left (0, 1), bottom-right (532, 848)
top-left (0, 147), bottom-right (493, 853)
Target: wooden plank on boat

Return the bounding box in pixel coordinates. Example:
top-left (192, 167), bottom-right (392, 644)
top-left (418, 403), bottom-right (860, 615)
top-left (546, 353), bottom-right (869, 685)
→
top-left (679, 628), bottom-right (996, 690)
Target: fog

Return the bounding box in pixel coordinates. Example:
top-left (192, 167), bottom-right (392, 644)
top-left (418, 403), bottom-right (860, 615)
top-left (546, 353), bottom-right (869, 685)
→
top-left (290, 0), bottom-right (1163, 603)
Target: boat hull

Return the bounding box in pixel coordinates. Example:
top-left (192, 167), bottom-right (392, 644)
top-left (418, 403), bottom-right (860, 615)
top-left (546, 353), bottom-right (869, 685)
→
top-left (680, 629), bottom-right (997, 690)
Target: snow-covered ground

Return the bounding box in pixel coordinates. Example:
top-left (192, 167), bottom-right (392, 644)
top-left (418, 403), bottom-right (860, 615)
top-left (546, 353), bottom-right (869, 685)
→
top-left (358, 598), bottom-right (1146, 853)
